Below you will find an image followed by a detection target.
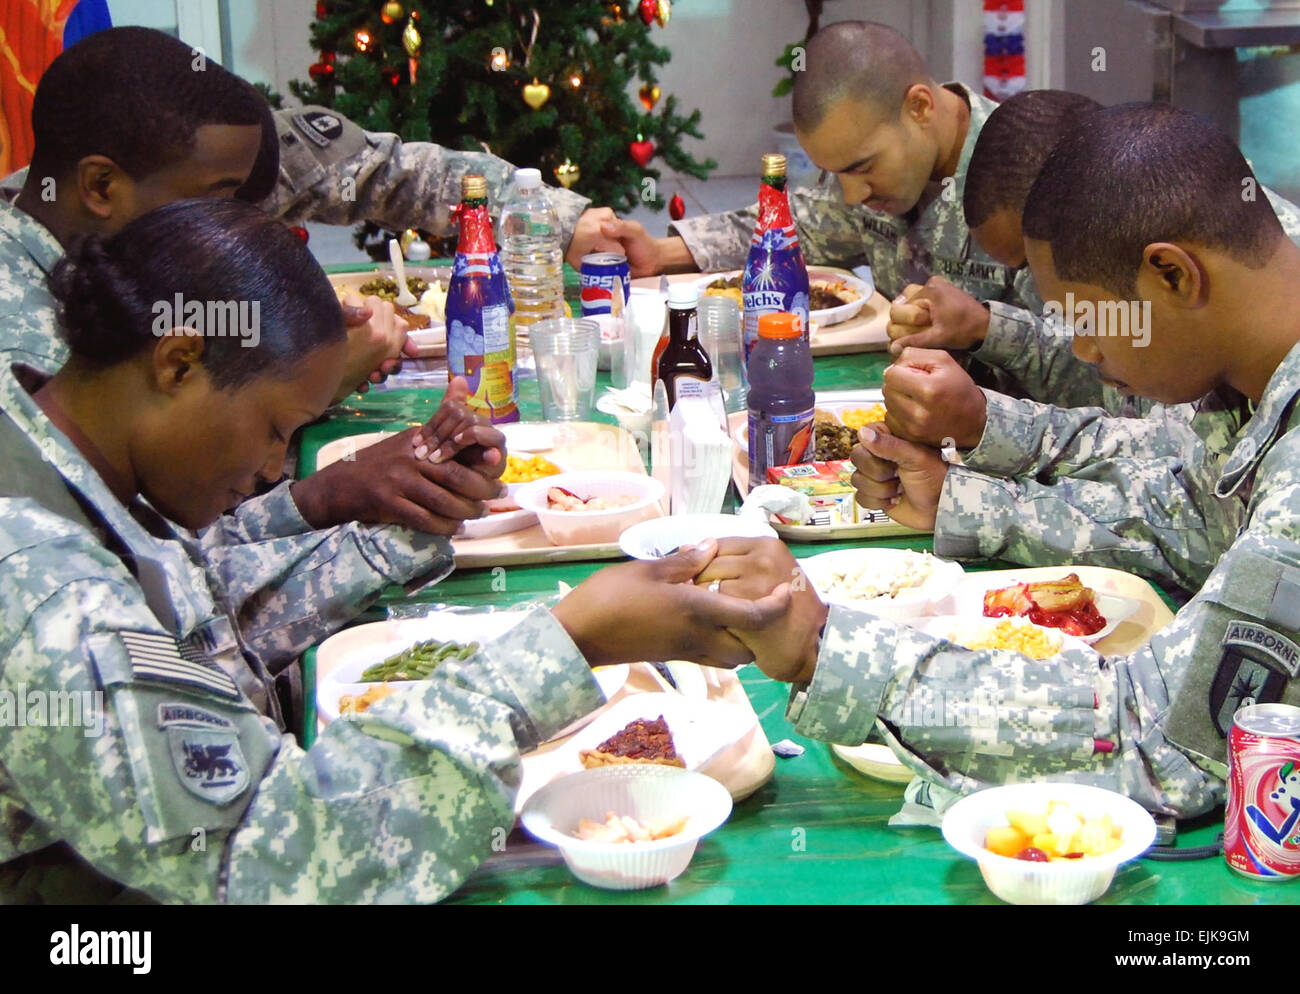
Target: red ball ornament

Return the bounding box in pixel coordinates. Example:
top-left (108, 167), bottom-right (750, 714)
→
top-left (639, 0), bottom-right (656, 25)
top-left (669, 192), bottom-right (685, 220)
top-left (309, 61), bottom-right (335, 82)
top-left (290, 226), bottom-right (310, 244)
top-left (629, 139), bottom-right (655, 167)
top-left (316, 1), bottom-right (327, 17)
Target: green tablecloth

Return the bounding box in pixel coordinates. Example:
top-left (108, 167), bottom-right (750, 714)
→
top-left (293, 271), bottom-right (1277, 905)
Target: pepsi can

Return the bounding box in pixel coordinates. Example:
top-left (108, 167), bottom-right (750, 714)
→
top-left (580, 253), bottom-right (631, 318)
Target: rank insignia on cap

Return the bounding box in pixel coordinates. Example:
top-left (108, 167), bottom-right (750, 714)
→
top-left (120, 630), bottom-right (239, 700)
top-left (292, 111), bottom-right (342, 147)
top-left (1209, 620), bottom-right (1298, 736)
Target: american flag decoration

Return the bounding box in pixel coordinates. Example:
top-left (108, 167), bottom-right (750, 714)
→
top-left (984, 0), bottom-right (1027, 102)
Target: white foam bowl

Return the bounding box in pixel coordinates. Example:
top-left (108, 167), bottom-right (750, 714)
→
top-left (799, 548), bottom-right (965, 620)
top-left (941, 782), bottom-right (1157, 905)
top-left (521, 766), bottom-right (733, 890)
top-left (514, 470), bottom-right (664, 546)
top-left (619, 513), bottom-right (778, 560)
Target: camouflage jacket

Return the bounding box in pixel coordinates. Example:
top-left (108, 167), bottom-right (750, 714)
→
top-left (0, 198), bottom-right (451, 675)
top-left (670, 84), bottom-right (1024, 307)
top-left (1, 105), bottom-right (591, 253)
top-left (257, 106), bottom-right (590, 249)
top-left (0, 361), bottom-right (603, 903)
top-left (790, 341), bottom-right (1300, 819)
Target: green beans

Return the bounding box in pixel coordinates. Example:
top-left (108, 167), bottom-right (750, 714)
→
top-left (360, 638), bottom-right (479, 682)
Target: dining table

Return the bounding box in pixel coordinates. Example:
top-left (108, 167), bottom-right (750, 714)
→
top-left (294, 262), bottom-right (1286, 906)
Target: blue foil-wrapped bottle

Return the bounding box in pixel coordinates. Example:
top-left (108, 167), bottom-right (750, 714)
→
top-left (741, 153), bottom-right (811, 363)
top-left (446, 173), bottom-right (519, 423)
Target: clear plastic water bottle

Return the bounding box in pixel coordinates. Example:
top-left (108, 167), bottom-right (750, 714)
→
top-left (498, 168), bottom-right (565, 361)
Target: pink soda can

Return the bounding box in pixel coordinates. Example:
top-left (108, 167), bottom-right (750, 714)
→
top-left (1224, 702), bottom-right (1300, 881)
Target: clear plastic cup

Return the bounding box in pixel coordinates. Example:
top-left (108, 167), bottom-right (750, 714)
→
top-left (697, 296), bottom-right (747, 413)
top-left (530, 318), bottom-right (599, 421)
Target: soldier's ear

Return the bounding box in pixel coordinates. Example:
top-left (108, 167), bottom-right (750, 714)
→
top-left (74, 155), bottom-right (132, 222)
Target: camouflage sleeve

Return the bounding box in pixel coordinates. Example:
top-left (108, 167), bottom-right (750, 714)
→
top-left (786, 592), bottom-right (1223, 817)
top-left (669, 182), bottom-right (873, 273)
top-left (224, 606), bottom-right (604, 903)
top-left (197, 520), bottom-right (454, 674)
top-left (0, 556), bottom-right (601, 903)
top-left (196, 481), bottom-right (311, 547)
top-left (967, 393), bottom-right (1191, 480)
top-left (973, 302), bottom-right (1115, 410)
top-left (263, 106), bottom-right (592, 251)
top-left (931, 458), bottom-right (1243, 592)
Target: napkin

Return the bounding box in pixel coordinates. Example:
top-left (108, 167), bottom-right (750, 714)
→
top-left (739, 485), bottom-right (812, 526)
top-left (668, 396), bottom-right (732, 515)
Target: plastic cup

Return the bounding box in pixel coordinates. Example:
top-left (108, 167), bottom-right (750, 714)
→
top-left (530, 318), bottom-right (599, 421)
top-left (697, 295), bottom-right (747, 413)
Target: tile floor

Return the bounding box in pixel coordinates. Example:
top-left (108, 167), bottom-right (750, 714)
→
top-left (305, 170), bottom-right (759, 268)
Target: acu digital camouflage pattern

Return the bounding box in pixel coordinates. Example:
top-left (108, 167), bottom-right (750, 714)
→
top-left (260, 106), bottom-right (591, 251)
top-left (793, 342), bottom-right (1300, 819)
top-left (0, 361), bottom-right (604, 902)
top-left (671, 84), bottom-right (1021, 306)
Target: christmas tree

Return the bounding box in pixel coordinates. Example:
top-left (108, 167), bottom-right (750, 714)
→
top-left (292, 0), bottom-right (716, 252)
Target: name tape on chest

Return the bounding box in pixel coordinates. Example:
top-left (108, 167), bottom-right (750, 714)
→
top-left (120, 630), bottom-right (239, 700)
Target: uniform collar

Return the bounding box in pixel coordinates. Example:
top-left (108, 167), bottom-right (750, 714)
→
top-left (1218, 340), bottom-right (1300, 497)
top-left (0, 361), bottom-right (213, 633)
top-left (0, 195), bottom-right (64, 279)
top-left (944, 82), bottom-right (996, 196)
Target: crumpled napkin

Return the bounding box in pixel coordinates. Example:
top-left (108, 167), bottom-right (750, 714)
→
top-left (739, 484), bottom-right (812, 526)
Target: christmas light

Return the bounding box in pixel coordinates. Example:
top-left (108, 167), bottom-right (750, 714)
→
top-left (354, 28), bottom-right (372, 52)
top-left (569, 73), bottom-right (583, 89)
top-left (490, 48), bottom-right (510, 71)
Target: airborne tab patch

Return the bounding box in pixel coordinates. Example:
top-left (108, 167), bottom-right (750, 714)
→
top-left (1209, 621), bottom-right (1298, 736)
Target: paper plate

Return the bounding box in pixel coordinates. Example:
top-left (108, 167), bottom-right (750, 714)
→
top-left (831, 742), bottom-right (913, 784)
top-left (951, 575), bottom-right (1142, 646)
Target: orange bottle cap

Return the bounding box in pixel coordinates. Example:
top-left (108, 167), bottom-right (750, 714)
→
top-left (757, 312), bottom-right (803, 339)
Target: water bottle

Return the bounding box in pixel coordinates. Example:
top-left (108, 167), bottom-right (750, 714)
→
top-left (747, 312), bottom-right (815, 490)
top-left (498, 168), bottom-right (565, 364)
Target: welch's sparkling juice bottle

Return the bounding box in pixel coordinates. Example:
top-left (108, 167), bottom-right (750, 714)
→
top-left (741, 153), bottom-right (810, 363)
top-left (446, 174), bottom-right (519, 424)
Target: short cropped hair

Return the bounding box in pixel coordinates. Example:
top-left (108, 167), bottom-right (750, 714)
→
top-left (792, 21), bottom-right (931, 131)
top-left (964, 89), bottom-right (1101, 229)
top-left (30, 26), bottom-right (269, 184)
top-left (1023, 102), bottom-right (1285, 298)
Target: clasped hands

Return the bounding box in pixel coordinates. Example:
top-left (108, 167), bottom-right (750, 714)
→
top-left (552, 538), bottom-right (828, 685)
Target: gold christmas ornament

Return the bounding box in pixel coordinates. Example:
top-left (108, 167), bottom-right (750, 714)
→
top-left (402, 14), bottom-right (422, 57)
top-left (554, 159), bottom-right (581, 189)
top-left (638, 84), bottom-right (660, 111)
top-left (522, 79), bottom-right (551, 109)
top-left (399, 227), bottom-right (420, 256)
top-left (656, 0), bottom-right (671, 27)
top-left (381, 2), bottom-right (403, 24)
top-left (353, 28), bottom-right (373, 52)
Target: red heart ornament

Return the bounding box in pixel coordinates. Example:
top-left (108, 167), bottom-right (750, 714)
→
top-left (639, 0), bottom-right (656, 25)
top-left (629, 139), bottom-right (654, 167)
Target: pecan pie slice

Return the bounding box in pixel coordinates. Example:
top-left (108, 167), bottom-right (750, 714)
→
top-left (579, 716), bottom-right (686, 769)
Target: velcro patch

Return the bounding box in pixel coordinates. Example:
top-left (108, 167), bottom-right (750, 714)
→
top-left (1209, 621), bottom-right (1296, 736)
top-left (121, 630), bottom-right (239, 700)
top-left (292, 111), bottom-right (342, 147)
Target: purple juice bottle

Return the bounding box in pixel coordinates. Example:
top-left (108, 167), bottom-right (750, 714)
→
top-left (747, 312), bottom-right (815, 491)
top-left (741, 153), bottom-right (811, 363)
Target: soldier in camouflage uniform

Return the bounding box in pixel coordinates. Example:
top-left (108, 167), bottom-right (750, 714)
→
top-left (719, 103), bottom-right (1300, 820)
top-left (0, 199), bottom-right (779, 903)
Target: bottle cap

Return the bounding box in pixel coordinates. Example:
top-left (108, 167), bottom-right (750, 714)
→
top-left (667, 283), bottom-right (700, 309)
top-left (462, 174), bottom-right (488, 200)
top-left (758, 312), bottom-right (803, 339)
top-left (513, 167), bottom-right (542, 189)
top-left (761, 153), bottom-right (787, 178)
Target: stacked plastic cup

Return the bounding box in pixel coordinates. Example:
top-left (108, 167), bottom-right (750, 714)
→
top-left (529, 318), bottom-right (600, 421)
top-left (697, 295), bottom-right (747, 413)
